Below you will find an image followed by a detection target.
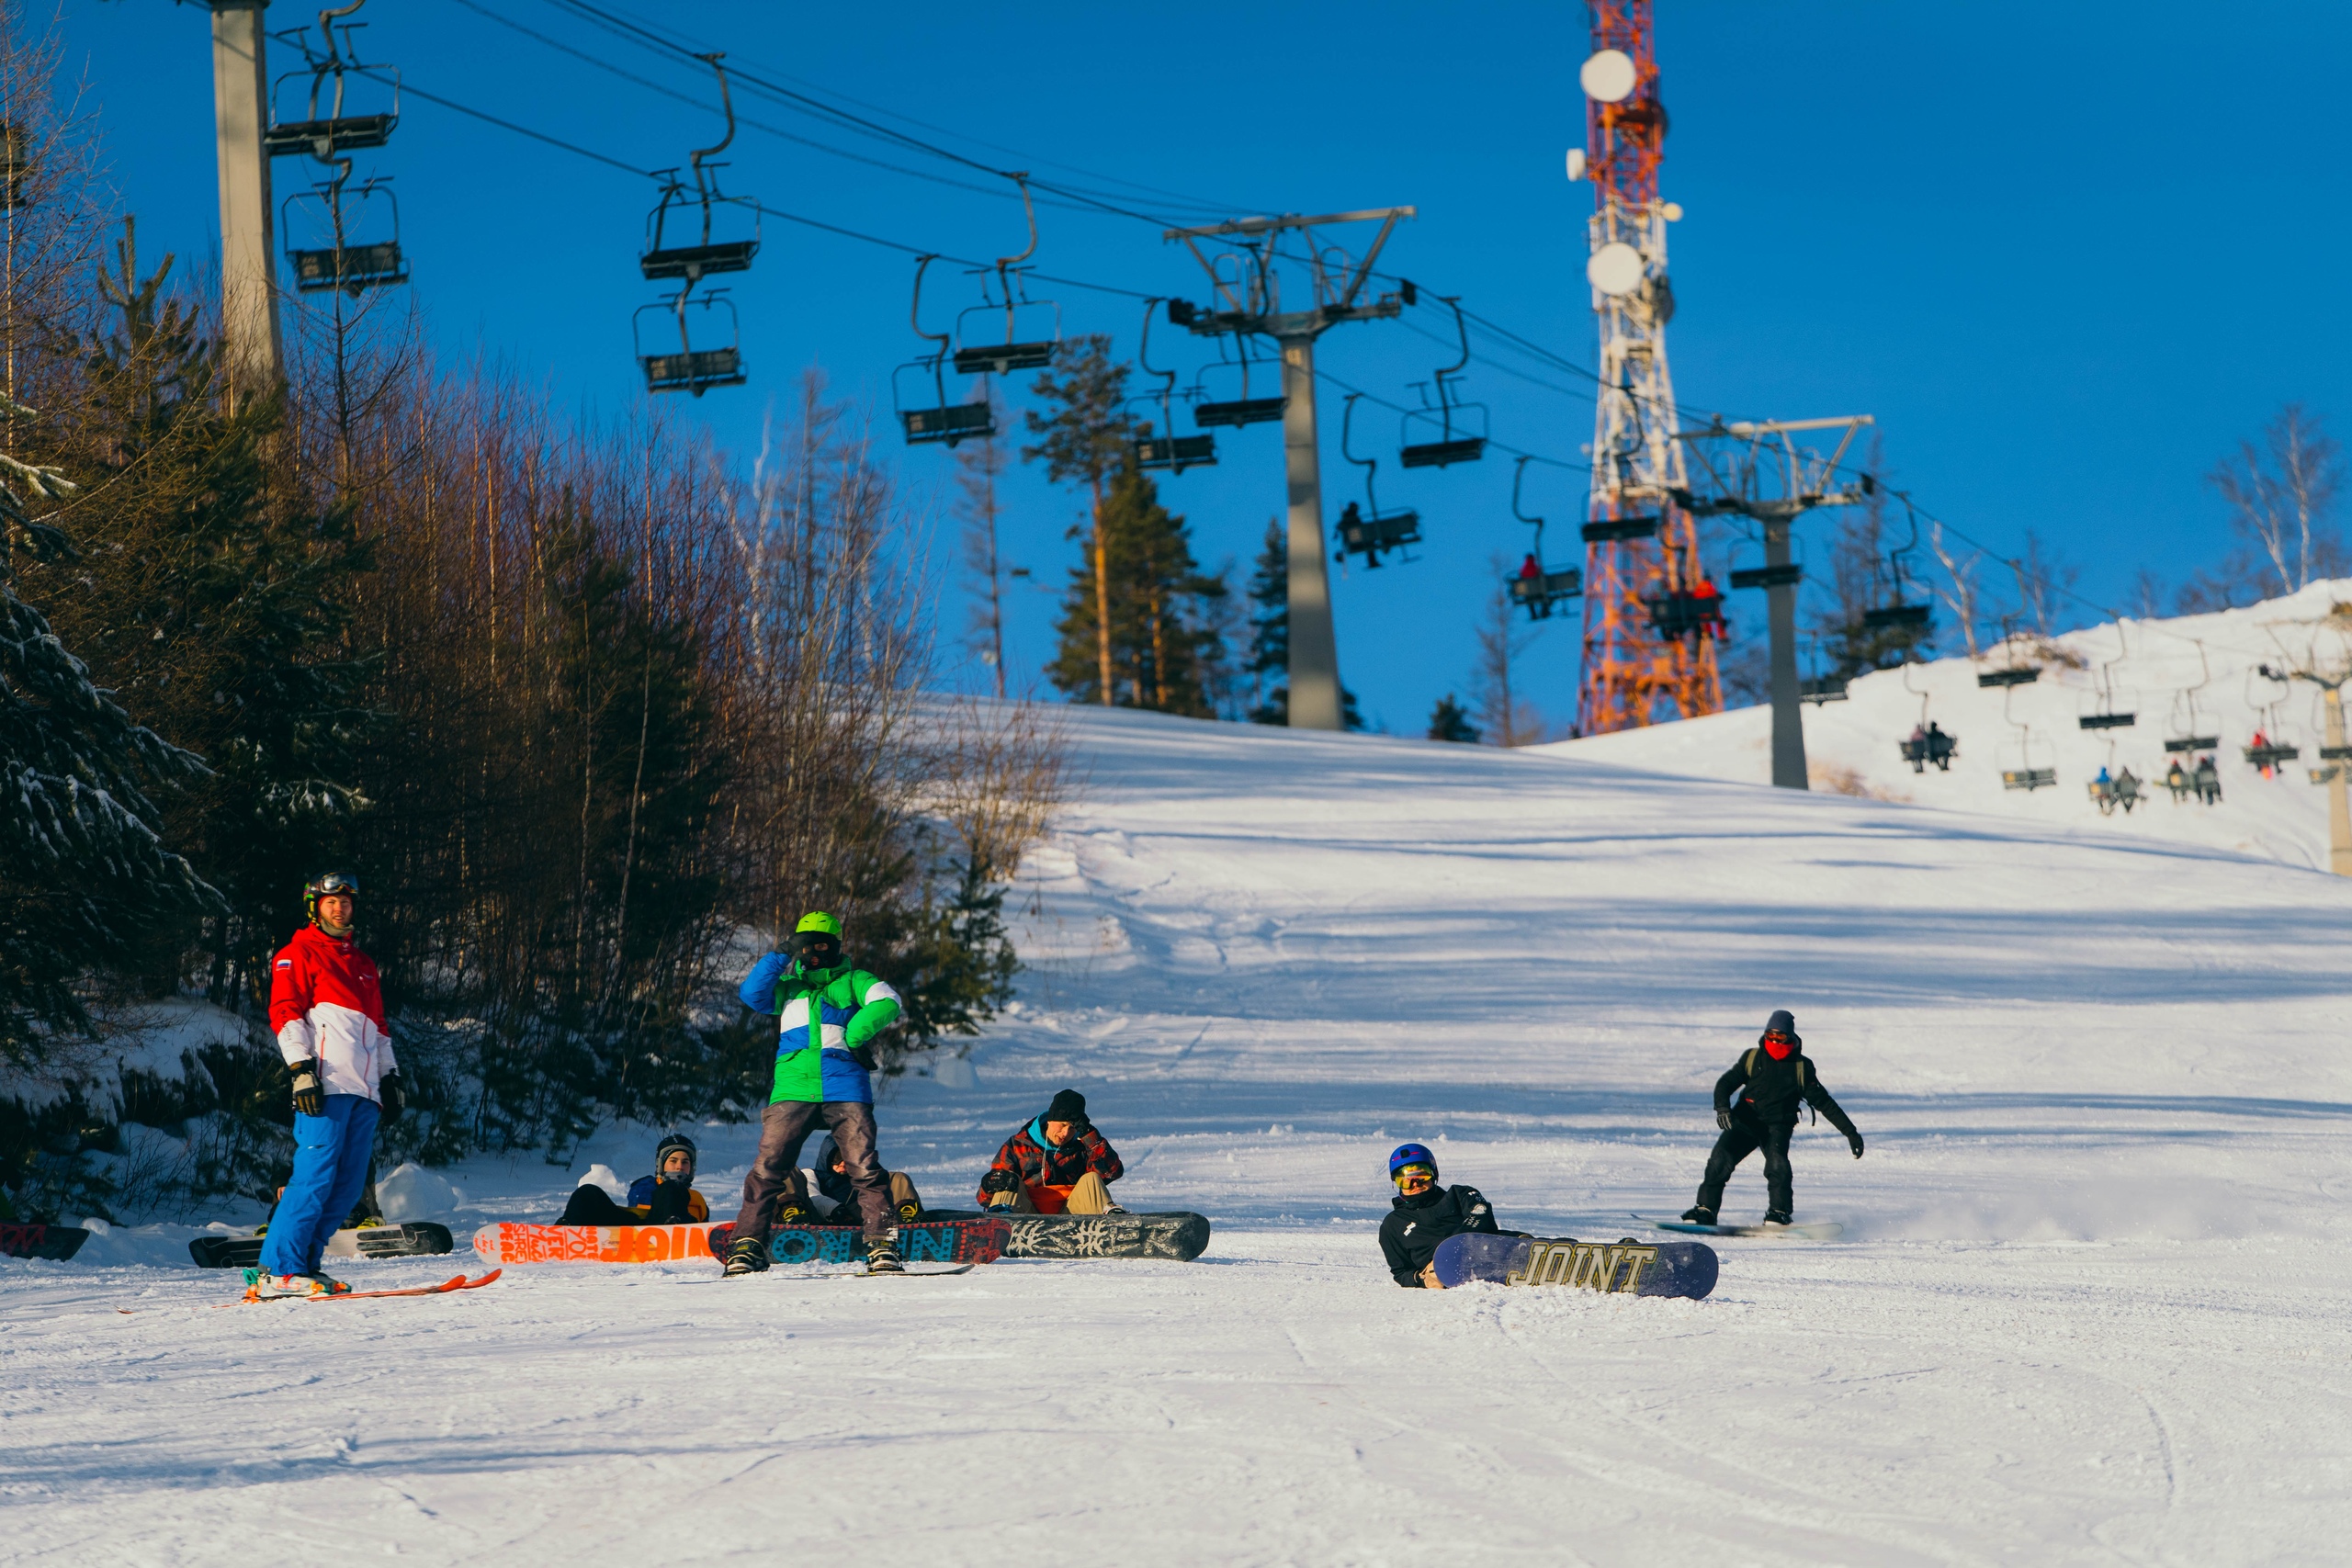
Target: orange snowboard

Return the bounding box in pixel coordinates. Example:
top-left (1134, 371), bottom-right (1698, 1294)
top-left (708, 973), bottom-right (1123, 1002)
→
top-left (472, 1223), bottom-right (716, 1265)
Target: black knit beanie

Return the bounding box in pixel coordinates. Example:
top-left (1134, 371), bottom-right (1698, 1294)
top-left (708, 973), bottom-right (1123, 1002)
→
top-left (1045, 1089), bottom-right (1089, 1130)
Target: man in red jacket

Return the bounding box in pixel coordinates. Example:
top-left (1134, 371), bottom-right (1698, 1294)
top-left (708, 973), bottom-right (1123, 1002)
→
top-left (249, 873), bottom-right (405, 1299)
top-left (975, 1089), bottom-right (1125, 1214)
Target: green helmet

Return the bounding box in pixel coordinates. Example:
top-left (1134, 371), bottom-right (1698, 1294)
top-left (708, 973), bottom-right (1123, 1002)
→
top-left (794, 911), bottom-right (842, 937)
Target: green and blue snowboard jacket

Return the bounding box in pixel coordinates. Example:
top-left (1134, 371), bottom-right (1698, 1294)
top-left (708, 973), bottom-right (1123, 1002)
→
top-left (738, 952), bottom-right (902, 1104)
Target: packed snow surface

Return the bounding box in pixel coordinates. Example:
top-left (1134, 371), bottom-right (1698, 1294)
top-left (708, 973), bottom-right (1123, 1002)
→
top-left (9, 703), bottom-right (2352, 1563)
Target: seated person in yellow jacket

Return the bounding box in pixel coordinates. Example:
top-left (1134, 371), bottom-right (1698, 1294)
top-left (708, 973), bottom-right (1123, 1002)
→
top-left (557, 1133), bottom-right (709, 1224)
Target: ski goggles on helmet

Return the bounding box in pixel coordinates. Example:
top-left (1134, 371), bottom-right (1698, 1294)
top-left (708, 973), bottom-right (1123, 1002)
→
top-left (306, 872), bottom-right (360, 899)
top-left (1393, 1164), bottom-right (1437, 1187)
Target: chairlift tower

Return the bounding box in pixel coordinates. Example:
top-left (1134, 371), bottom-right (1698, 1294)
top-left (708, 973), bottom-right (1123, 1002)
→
top-left (1165, 209), bottom-right (1414, 731)
top-left (207, 1), bottom-right (283, 405)
top-left (1677, 415), bottom-right (1872, 788)
top-left (2264, 630), bottom-right (2352, 877)
top-left (1569, 2), bottom-right (1719, 735)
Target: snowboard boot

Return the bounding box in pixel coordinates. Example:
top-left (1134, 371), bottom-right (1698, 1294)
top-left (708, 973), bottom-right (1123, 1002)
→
top-left (775, 1201), bottom-right (818, 1227)
top-left (241, 1269), bottom-right (349, 1301)
top-left (723, 1235), bottom-right (770, 1276)
top-left (1761, 1211), bottom-right (1792, 1229)
top-left (865, 1235), bottom-right (904, 1275)
top-left (1679, 1206), bottom-right (1716, 1225)
top-left (895, 1197), bottom-right (922, 1224)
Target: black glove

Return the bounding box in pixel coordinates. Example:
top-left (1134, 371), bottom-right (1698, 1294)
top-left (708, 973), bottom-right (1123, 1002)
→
top-left (378, 1071), bottom-right (405, 1122)
top-left (978, 1168), bottom-right (1018, 1195)
top-left (1715, 1108), bottom-right (1733, 1132)
top-left (1849, 1132), bottom-right (1865, 1159)
top-left (645, 1179), bottom-right (693, 1223)
top-left (290, 1060), bottom-right (323, 1118)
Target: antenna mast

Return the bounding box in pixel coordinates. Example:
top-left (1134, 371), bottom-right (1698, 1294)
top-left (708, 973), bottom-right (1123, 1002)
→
top-left (1571, 1), bottom-right (1720, 734)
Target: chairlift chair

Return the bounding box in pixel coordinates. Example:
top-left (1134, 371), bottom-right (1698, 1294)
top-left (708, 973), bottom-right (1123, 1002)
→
top-left (2163, 641), bottom-right (2220, 750)
top-left (1976, 628), bottom-right (2041, 688)
top-left (1334, 393), bottom-right (1420, 568)
top-left (1645, 544), bottom-right (1727, 643)
top-left (637, 54), bottom-right (761, 287)
top-left (1191, 336), bottom-right (1286, 429)
top-left (2241, 663), bottom-right (2300, 772)
top-left (952, 175), bottom-right (1059, 376)
top-left (263, 6), bottom-right (397, 160)
top-left (1895, 661), bottom-right (1957, 773)
top-left (283, 170), bottom-right (405, 295)
top-left (1397, 296), bottom-right (1488, 468)
top-left (1506, 457), bottom-right (1580, 621)
top-left (1998, 686), bottom-right (2057, 791)
top-left (894, 255), bottom-right (995, 446)
top-left (1582, 513), bottom-right (1661, 544)
top-left (1861, 502), bottom-right (1933, 631)
top-left (1129, 299), bottom-right (1216, 473)
top-left (634, 289), bottom-right (744, 397)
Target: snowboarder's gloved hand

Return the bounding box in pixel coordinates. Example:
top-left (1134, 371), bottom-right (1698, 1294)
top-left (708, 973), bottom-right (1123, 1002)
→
top-left (378, 1071), bottom-right (405, 1122)
top-left (1848, 1132), bottom-right (1864, 1159)
top-left (290, 1060), bottom-right (324, 1118)
top-left (1715, 1109), bottom-right (1733, 1132)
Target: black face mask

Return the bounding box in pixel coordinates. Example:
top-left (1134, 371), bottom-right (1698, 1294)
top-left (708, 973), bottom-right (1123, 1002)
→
top-left (796, 938), bottom-right (842, 969)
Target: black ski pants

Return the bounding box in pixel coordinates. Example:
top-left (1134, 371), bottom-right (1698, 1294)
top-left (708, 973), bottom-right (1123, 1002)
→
top-left (1695, 1119), bottom-right (1795, 1217)
top-left (730, 1100), bottom-right (893, 1245)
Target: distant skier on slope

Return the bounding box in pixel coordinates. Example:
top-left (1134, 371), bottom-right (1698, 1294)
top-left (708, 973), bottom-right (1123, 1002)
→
top-left (248, 873), bottom-right (406, 1300)
top-left (724, 912), bottom-right (907, 1276)
top-left (557, 1133), bottom-right (710, 1225)
top-left (976, 1089), bottom-right (1125, 1214)
top-left (1379, 1143), bottom-right (1504, 1289)
top-left (1681, 1010), bottom-right (1862, 1229)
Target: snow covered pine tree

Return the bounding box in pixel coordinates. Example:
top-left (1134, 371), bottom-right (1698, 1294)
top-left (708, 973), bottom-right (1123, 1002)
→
top-left (0, 400), bottom-right (214, 1070)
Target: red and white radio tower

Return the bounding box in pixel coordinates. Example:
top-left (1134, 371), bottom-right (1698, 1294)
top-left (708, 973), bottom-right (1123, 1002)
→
top-left (1571, 1), bottom-right (1724, 734)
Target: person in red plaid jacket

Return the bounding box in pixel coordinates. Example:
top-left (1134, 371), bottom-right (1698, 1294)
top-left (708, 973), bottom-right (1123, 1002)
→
top-left (975, 1089), bottom-right (1125, 1214)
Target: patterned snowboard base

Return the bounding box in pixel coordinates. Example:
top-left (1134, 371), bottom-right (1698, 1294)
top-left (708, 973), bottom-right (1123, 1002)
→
top-left (927, 1209), bottom-right (1212, 1260)
top-left (1432, 1232), bottom-right (1719, 1299)
top-left (478, 1217), bottom-right (1009, 1268)
top-left (1, 1224), bottom-right (90, 1262)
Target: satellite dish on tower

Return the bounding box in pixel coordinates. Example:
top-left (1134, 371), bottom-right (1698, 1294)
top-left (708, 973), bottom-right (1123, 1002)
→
top-left (1580, 49), bottom-right (1636, 104)
top-left (1587, 242), bottom-right (1644, 297)
top-left (1565, 148), bottom-right (1587, 181)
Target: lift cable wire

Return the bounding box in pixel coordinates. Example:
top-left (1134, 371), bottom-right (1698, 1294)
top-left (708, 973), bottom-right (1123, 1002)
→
top-left (526, 0), bottom-right (1264, 217)
top-left (376, 29), bottom-right (2157, 605)
top-left (446, 0), bottom-right (1118, 215)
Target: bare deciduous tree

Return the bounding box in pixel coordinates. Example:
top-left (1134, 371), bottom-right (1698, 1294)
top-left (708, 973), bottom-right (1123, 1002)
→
top-left (1474, 554), bottom-right (1544, 746)
top-left (2209, 405), bottom-right (2347, 598)
top-left (1928, 521), bottom-right (1983, 658)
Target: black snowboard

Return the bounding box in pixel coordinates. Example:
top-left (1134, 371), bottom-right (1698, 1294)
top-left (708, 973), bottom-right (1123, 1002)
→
top-left (928, 1209), bottom-right (1212, 1260)
top-left (1, 1224), bottom-right (90, 1261)
top-left (190, 1221), bottom-right (455, 1269)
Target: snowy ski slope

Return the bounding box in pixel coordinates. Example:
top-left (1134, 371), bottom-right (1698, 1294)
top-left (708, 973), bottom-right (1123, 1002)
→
top-left (1551, 580), bottom-right (2352, 872)
top-left (6, 704), bottom-right (2352, 1564)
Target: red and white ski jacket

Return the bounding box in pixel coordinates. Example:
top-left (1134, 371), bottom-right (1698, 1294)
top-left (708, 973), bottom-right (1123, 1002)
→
top-left (269, 924), bottom-right (396, 1102)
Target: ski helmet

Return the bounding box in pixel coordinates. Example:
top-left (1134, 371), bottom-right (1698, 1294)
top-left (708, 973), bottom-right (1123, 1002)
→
top-left (655, 1133), bottom-right (697, 1174)
top-left (1388, 1142), bottom-right (1438, 1182)
top-left (303, 871), bottom-right (360, 922)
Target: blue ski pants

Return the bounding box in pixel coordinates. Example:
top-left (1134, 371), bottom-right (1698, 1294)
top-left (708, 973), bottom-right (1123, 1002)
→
top-left (258, 1093), bottom-right (380, 1277)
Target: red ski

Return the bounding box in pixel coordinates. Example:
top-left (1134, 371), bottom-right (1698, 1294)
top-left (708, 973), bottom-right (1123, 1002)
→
top-left (236, 1269), bottom-right (501, 1304)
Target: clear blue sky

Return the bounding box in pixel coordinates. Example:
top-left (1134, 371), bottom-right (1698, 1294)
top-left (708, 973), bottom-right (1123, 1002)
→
top-left (58, 1), bottom-right (2352, 733)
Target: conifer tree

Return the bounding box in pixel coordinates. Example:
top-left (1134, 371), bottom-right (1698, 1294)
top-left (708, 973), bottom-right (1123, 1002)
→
top-left (1427, 694), bottom-right (1481, 743)
top-left (35, 224), bottom-right (378, 1010)
top-left (1046, 461), bottom-right (1227, 715)
top-left (0, 397), bottom-right (213, 1067)
top-left (1023, 336), bottom-right (1131, 705)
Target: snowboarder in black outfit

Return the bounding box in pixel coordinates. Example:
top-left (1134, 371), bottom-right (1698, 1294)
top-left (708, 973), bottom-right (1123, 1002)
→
top-left (1378, 1143), bottom-right (1504, 1289)
top-left (1683, 1010), bottom-right (1862, 1227)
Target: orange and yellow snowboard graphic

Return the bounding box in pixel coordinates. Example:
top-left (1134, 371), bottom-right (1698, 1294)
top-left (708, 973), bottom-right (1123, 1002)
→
top-left (472, 1223), bottom-right (716, 1266)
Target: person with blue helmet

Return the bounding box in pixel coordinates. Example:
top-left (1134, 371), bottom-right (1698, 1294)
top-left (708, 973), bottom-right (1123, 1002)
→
top-left (1377, 1142), bottom-right (1504, 1289)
